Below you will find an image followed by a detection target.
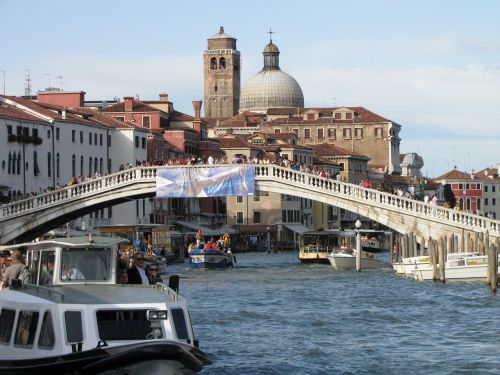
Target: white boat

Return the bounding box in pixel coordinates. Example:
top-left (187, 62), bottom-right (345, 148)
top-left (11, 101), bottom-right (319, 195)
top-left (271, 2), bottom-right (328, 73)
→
top-left (0, 236), bottom-right (211, 374)
top-left (327, 247), bottom-right (382, 270)
top-left (298, 230), bottom-right (357, 264)
top-left (411, 253), bottom-right (498, 281)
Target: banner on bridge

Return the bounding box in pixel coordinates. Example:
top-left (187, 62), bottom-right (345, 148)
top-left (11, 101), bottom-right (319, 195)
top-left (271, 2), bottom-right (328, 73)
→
top-left (156, 166), bottom-right (255, 198)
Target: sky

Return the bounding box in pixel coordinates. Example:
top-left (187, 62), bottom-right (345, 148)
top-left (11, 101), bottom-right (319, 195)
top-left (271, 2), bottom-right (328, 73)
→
top-left (1, 0), bottom-right (499, 177)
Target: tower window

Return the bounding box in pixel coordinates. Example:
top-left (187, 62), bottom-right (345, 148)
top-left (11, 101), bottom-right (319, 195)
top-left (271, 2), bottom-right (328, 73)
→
top-left (220, 57), bottom-right (226, 69)
top-left (215, 85), bottom-right (218, 92)
top-left (210, 57), bottom-right (217, 70)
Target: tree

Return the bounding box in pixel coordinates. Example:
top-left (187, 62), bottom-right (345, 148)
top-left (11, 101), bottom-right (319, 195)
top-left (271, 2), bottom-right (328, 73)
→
top-left (443, 184), bottom-right (456, 208)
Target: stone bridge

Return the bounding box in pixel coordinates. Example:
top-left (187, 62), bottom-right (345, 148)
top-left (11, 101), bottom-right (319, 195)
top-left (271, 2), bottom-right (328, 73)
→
top-left (1, 165), bottom-right (499, 245)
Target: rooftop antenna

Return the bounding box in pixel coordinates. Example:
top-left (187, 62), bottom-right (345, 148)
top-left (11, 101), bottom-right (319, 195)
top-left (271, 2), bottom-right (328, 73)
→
top-left (24, 69), bottom-right (32, 97)
top-left (267, 27), bottom-right (275, 43)
top-left (44, 73), bottom-right (51, 89)
top-left (57, 74), bottom-right (63, 90)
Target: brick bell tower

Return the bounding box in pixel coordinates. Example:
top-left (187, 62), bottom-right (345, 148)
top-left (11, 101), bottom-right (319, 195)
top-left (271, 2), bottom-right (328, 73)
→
top-left (204, 26), bottom-right (240, 118)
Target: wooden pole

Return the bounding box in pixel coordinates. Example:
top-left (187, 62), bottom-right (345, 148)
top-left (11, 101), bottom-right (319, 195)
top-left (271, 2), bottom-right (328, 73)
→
top-left (438, 236), bottom-right (446, 283)
top-left (430, 240), bottom-right (437, 281)
top-left (356, 229), bottom-right (361, 272)
top-left (488, 244), bottom-right (497, 293)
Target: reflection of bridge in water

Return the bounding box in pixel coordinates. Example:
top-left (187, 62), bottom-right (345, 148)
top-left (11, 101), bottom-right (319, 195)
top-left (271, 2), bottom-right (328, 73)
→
top-left (1, 165), bottom-right (499, 245)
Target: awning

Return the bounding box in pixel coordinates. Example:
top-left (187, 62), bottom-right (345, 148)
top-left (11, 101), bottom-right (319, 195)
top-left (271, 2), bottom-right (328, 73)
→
top-left (173, 221), bottom-right (235, 236)
top-left (281, 223), bottom-right (312, 235)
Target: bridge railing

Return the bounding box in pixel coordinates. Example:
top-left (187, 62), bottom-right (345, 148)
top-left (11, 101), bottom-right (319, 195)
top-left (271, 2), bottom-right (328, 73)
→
top-left (1, 164), bottom-right (499, 236)
top-left (256, 165), bottom-right (499, 235)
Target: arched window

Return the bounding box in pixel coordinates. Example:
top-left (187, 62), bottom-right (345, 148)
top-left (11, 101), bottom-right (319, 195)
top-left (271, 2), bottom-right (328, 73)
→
top-left (12, 153), bottom-right (16, 175)
top-left (210, 57), bottom-right (217, 70)
top-left (17, 152), bottom-right (21, 175)
top-left (88, 157), bottom-right (92, 176)
top-left (56, 153), bottom-right (60, 178)
top-left (72, 155), bottom-right (76, 177)
top-left (33, 151), bottom-right (40, 176)
top-left (8, 152), bottom-right (11, 174)
top-left (47, 152), bottom-right (51, 177)
top-left (108, 159), bottom-right (112, 173)
top-left (219, 57), bottom-right (226, 69)
top-left (94, 157), bottom-right (98, 175)
top-left (80, 156), bottom-right (84, 176)
top-left (99, 158), bottom-right (103, 175)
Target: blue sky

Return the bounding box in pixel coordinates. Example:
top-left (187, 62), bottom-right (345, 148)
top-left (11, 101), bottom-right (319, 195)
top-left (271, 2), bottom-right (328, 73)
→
top-left (2, 0), bottom-right (499, 177)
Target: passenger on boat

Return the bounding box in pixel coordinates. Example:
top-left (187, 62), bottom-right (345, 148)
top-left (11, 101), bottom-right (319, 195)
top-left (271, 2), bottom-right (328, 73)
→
top-left (223, 232), bottom-right (231, 250)
top-left (146, 264), bottom-right (163, 285)
top-left (187, 240), bottom-right (197, 254)
top-left (196, 230), bottom-right (203, 246)
top-left (0, 250), bottom-right (10, 282)
top-left (1, 249), bottom-right (25, 289)
top-left (127, 253), bottom-right (149, 285)
top-left (116, 258), bottom-right (129, 284)
top-left (61, 263), bottom-right (85, 281)
top-left (204, 240), bottom-right (213, 251)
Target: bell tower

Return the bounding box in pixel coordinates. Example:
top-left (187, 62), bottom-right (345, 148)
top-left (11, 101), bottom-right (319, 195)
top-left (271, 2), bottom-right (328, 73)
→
top-left (204, 27), bottom-right (240, 118)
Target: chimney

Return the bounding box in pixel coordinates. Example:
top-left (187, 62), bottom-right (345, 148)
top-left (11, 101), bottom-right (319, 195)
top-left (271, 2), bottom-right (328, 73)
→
top-left (192, 100), bottom-right (202, 120)
top-left (124, 96), bottom-right (134, 112)
top-left (159, 93), bottom-right (169, 102)
top-left (62, 108), bottom-right (66, 119)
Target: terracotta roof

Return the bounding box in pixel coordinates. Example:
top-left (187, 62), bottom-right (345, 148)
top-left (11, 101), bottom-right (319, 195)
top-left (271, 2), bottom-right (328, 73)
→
top-left (217, 112), bottom-right (264, 128)
top-left (0, 102), bottom-right (49, 123)
top-left (170, 110), bottom-right (194, 122)
top-left (219, 136), bottom-right (260, 149)
top-left (434, 169), bottom-right (473, 181)
top-left (474, 167), bottom-right (499, 180)
top-left (266, 106), bottom-right (391, 124)
top-left (312, 143), bottom-right (369, 159)
top-left (101, 99), bottom-right (161, 113)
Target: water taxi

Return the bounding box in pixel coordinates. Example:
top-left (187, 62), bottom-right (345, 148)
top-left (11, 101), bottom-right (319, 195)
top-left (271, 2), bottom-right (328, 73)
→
top-left (189, 249), bottom-right (234, 269)
top-left (0, 236), bottom-right (211, 374)
top-left (327, 247), bottom-right (382, 270)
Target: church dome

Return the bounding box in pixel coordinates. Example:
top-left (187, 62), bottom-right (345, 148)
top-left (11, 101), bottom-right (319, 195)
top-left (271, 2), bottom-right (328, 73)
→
top-left (239, 40), bottom-right (304, 113)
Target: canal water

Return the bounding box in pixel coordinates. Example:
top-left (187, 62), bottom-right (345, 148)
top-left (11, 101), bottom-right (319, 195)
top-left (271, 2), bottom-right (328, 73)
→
top-left (168, 251), bottom-right (500, 375)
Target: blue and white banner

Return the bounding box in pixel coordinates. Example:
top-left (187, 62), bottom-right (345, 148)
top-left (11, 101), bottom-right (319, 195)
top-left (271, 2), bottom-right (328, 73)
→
top-left (156, 166), bottom-right (255, 198)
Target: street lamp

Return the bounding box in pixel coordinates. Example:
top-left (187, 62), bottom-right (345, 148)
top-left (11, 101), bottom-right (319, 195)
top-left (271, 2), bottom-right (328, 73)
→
top-left (355, 219), bottom-right (362, 272)
top-left (266, 226), bottom-right (271, 253)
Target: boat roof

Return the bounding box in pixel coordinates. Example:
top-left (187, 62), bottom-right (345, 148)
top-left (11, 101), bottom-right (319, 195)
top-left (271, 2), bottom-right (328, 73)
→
top-left (2, 236), bottom-right (127, 251)
top-left (302, 230), bottom-right (357, 237)
top-left (12, 284), bottom-right (183, 305)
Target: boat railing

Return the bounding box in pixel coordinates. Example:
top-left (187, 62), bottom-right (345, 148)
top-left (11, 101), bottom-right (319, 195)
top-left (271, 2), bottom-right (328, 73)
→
top-left (301, 245), bottom-right (330, 253)
top-left (152, 282), bottom-right (184, 303)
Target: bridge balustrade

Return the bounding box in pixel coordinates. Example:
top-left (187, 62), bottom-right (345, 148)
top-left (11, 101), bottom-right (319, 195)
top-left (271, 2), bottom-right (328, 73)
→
top-left (1, 164), bottom-right (499, 238)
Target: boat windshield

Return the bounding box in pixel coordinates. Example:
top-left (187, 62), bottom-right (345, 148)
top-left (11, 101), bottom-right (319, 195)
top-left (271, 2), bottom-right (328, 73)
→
top-left (60, 247), bottom-right (112, 282)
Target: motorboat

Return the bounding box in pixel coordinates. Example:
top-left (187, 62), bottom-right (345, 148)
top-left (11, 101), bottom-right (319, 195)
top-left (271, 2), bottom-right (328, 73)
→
top-left (394, 252), bottom-right (478, 277)
top-left (361, 235), bottom-right (389, 252)
top-left (0, 236), bottom-right (211, 374)
top-left (327, 247), bottom-right (382, 270)
top-left (189, 249), bottom-right (234, 269)
top-left (411, 253), bottom-right (496, 281)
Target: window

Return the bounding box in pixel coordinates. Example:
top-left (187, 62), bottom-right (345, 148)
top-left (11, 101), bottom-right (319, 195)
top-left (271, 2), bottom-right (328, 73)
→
top-left (33, 128), bottom-right (38, 138)
top-left (107, 134), bottom-right (111, 147)
top-left (80, 156), bottom-right (84, 176)
top-left (89, 157), bottom-right (92, 175)
top-left (493, 186), bottom-right (496, 193)
top-left (89, 133), bottom-right (92, 145)
top-left (236, 211), bottom-right (243, 224)
top-left (72, 130), bottom-right (76, 142)
top-left (80, 131), bottom-right (83, 143)
top-left (115, 116), bottom-right (125, 122)
top-left (459, 183), bottom-right (463, 190)
top-left (282, 210), bottom-right (287, 222)
top-left (171, 308), bottom-right (188, 340)
top-left (484, 186), bottom-right (488, 193)
top-left (47, 152), bottom-right (51, 177)
top-left (375, 128), bottom-right (383, 138)
top-left (477, 198), bottom-right (481, 211)
top-left (485, 198), bottom-right (489, 205)
top-left (307, 113), bottom-right (315, 120)
top-left (219, 57), bottom-right (226, 69)
top-left (141, 137), bottom-right (146, 149)
top-left (493, 198), bottom-right (497, 206)
top-left (317, 128), bottom-right (324, 139)
top-left (99, 134), bottom-right (103, 146)
top-left (253, 192), bottom-right (260, 202)
top-left (343, 128), bottom-right (351, 139)
top-left (236, 196), bottom-right (243, 204)
top-left (354, 128), bottom-right (363, 139)
top-left (17, 126), bottom-right (22, 135)
top-left (253, 211), bottom-right (261, 224)
top-left (345, 112), bottom-right (352, 119)
top-left (328, 128), bottom-right (336, 138)
top-left (465, 184), bottom-right (470, 190)
top-left (293, 128), bottom-right (299, 136)
top-left (56, 153), bottom-right (60, 178)
top-left (64, 311), bottom-right (83, 343)
top-left (304, 129), bottom-right (311, 139)
top-left (33, 151), bottom-right (40, 176)
top-left (142, 116), bottom-right (151, 128)
top-left (274, 128), bottom-right (281, 134)
top-left (135, 136), bottom-right (139, 148)
top-left (56, 128), bottom-right (60, 140)
top-left (0, 308), bottom-right (16, 343)
top-left (14, 311), bottom-right (39, 347)
top-left (7, 125), bottom-right (12, 135)
top-left (38, 311), bottom-right (55, 349)
top-left (335, 113), bottom-right (341, 119)
top-left (210, 57), bottom-right (217, 69)
top-left (94, 134), bottom-right (97, 145)
top-left (96, 309), bottom-right (156, 341)
top-left (47, 129), bottom-right (51, 139)
top-left (17, 151), bottom-right (21, 175)
top-left (72, 155), bottom-right (76, 177)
